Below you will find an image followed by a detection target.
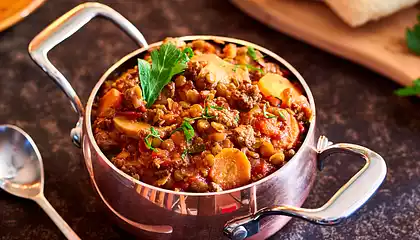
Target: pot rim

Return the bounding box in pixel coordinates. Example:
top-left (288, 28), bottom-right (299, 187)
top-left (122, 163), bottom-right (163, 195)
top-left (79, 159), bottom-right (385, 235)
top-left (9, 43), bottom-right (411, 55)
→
top-left (85, 35), bottom-right (317, 196)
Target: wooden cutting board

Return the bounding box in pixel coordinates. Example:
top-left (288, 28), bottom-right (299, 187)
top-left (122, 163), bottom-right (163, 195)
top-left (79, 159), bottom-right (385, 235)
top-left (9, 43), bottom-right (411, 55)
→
top-left (231, 0), bottom-right (420, 87)
top-left (0, 0), bottom-right (45, 32)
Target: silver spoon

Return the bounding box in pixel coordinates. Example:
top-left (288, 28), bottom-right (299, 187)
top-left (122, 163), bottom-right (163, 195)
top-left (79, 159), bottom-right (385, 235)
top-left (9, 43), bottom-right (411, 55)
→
top-left (0, 124), bottom-right (81, 240)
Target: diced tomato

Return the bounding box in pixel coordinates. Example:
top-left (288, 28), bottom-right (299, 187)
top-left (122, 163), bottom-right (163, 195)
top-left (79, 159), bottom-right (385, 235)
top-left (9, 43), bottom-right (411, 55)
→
top-left (151, 149), bottom-right (173, 168)
top-left (265, 96), bottom-right (281, 107)
top-left (138, 140), bottom-right (149, 152)
top-left (138, 104), bottom-right (147, 113)
top-left (298, 121), bottom-right (305, 133)
top-left (252, 160), bottom-right (268, 177)
top-left (151, 149), bottom-right (169, 159)
top-left (252, 159), bottom-right (276, 179)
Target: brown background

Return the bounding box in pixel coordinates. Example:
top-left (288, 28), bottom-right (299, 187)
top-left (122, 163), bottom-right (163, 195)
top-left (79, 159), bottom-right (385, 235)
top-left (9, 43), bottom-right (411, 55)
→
top-left (1, 0), bottom-right (420, 239)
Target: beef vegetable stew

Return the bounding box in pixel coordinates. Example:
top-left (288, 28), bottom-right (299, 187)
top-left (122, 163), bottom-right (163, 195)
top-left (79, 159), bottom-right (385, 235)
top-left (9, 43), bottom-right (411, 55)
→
top-left (92, 38), bottom-right (312, 192)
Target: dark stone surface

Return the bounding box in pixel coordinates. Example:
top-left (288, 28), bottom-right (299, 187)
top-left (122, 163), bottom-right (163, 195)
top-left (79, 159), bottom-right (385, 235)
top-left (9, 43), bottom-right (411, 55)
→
top-left (0, 0), bottom-right (419, 239)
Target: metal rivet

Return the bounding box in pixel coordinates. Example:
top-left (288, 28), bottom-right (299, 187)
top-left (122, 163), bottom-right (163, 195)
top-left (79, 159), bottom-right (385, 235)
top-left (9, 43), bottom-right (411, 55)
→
top-left (232, 226), bottom-right (248, 240)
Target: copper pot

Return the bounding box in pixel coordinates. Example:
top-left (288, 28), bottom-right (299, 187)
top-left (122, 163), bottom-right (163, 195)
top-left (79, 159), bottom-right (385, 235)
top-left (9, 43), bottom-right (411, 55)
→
top-left (28, 3), bottom-right (387, 240)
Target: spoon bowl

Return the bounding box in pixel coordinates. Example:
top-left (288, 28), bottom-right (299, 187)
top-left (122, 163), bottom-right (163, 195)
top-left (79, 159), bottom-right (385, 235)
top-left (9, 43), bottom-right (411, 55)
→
top-left (0, 124), bottom-right (43, 199)
top-left (0, 124), bottom-right (80, 240)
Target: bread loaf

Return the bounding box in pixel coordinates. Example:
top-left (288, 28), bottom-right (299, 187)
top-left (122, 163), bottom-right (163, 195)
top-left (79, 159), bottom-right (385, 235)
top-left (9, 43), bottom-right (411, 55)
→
top-left (324, 0), bottom-right (420, 27)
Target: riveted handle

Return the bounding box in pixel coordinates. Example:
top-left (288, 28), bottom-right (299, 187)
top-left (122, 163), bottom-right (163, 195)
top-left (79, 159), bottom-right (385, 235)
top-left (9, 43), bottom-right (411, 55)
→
top-left (224, 136), bottom-right (387, 239)
top-left (28, 2), bottom-right (148, 147)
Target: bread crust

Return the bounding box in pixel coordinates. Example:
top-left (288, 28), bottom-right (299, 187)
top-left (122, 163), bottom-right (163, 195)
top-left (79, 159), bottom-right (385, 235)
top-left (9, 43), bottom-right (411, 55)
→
top-left (325, 0), bottom-right (420, 27)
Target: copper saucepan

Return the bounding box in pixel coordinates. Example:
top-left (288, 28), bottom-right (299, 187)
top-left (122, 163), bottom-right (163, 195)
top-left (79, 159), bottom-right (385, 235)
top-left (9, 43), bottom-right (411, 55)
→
top-left (28, 3), bottom-right (387, 240)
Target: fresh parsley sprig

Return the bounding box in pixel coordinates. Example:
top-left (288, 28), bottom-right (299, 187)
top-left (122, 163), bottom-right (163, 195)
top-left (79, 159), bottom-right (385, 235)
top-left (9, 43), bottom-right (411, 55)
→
top-left (173, 98), bottom-right (224, 143)
top-left (210, 105), bottom-right (224, 110)
top-left (263, 103), bottom-right (277, 119)
top-left (406, 15), bottom-right (420, 55)
top-left (395, 15), bottom-right (420, 96)
top-left (173, 120), bottom-right (195, 143)
top-left (138, 43), bottom-right (193, 108)
top-left (144, 127), bottom-right (162, 152)
top-left (247, 46), bottom-right (258, 61)
top-left (394, 78), bottom-right (420, 96)
top-left (277, 110), bottom-right (286, 120)
top-left (234, 64), bottom-right (264, 74)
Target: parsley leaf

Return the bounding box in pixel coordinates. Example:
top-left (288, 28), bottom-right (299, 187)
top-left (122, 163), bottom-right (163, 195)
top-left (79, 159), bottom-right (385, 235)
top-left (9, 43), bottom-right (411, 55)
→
top-left (210, 105), bottom-right (224, 110)
top-left (144, 127), bottom-right (162, 152)
top-left (395, 78), bottom-right (420, 96)
top-left (406, 15), bottom-right (420, 55)
top-left (181, 149), bottom-right (188, 160)
top-left (202, 97), bottom-right (216, 119)
top-left (138, 43), bottom-right (193, 108)
top-left (173, 119), bottom-right (195, 143)
top-left (248, 46), bottom-right (258, 61)
top-left (277, 110), bottom-right (286, 120)
top-left (263, 103), bottom-right (277, 119)
top-left (234, 114), bottom-right (240, 123)
top-left (235, 64), bottom-right (264, 74)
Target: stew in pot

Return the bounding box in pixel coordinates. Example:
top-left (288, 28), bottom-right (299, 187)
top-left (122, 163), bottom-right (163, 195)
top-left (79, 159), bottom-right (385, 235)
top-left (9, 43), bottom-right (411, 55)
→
top-left (92, 38), bottom-right (312, 192)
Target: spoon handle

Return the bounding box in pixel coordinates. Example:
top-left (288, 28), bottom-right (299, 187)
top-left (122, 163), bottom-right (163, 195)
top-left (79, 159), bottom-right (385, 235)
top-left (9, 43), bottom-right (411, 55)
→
top-left (34, 195), bottom-right (81, 240)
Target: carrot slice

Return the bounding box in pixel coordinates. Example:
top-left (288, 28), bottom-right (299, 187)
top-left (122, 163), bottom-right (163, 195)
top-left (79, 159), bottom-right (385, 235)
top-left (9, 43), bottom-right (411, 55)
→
top-left (210, 148), bottom-right (251, 189)
top-left (98, 88), bottom-right (123, 116)
top-left (113, 116), bottom-right (151, 138)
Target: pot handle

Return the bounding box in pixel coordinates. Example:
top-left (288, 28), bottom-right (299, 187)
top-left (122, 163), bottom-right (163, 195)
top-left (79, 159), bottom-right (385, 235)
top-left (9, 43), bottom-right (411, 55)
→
top-left (28, 2), bottom-right (148, 147)
top-left (224, 136), bottom-right (387, 240)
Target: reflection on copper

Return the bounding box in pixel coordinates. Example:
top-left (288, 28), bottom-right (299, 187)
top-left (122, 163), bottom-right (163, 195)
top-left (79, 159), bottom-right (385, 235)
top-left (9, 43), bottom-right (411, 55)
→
top-left (250, 185), bottom-right (257, 214)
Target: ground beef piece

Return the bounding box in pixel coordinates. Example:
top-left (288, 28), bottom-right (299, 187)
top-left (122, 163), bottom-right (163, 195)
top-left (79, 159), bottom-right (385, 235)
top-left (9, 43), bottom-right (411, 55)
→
top-left (155, 82), bottom-right (175, 105)
top-left (229, 84), bottom-right (262, 111)
top-left (232, 125), bottom-right (256, 149)
top-left (212, 109), bottom-right (240, 128)
top-left (184, 61), bottom-right (204, 82)
top-left (94, 130), bottom-right (119, 150)
top-left (113, 68), bottom-right (139, 93)
top-left (93, 117), bottom-right (113, 130)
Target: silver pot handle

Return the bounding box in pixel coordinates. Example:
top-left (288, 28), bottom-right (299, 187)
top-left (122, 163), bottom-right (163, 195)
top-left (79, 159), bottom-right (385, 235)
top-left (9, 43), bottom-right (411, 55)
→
top-left (224, 136), bottom-right (387, 240)
top-left (28, 2), bottom-right (148, 147)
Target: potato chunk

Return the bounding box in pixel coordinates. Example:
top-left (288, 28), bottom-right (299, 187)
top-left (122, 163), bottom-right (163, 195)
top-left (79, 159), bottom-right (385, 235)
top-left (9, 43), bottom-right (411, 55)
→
top-left (257, 73), bottom-right (300, 99)
top-left (113, 116), bottom-right (151, 138)
top-left (210, 148), bottom-right (251, 189)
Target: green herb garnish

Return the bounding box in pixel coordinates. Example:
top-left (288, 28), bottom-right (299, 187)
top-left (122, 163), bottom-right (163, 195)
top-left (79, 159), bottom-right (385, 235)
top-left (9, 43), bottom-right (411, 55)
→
top-left (138, 43), bottom-right (193, 108)
top-left (247, 46), bottom-right (258, 61)
top-left (144, 127), bottom-right (162, 152)
top-left (406, 15), bottom-right (420, 55)
top-left (202, 97), bottom-right (216, 119)
top-left (263, 103), bottom-right (277, 119)
top-left (181, 149), bottom-right (188, 160)
top-left (210, 105), bottom-right (224, 110)
top-left (234, 114), bottom-right (240, 123)
top-left (235, 64), bottom-right (264, 74)
top-left (173, 119), bottom-right (195, 143)
top-left (395, 78), bottom-right (420, 96)
top-left (203, 105), bottom-right (215, 119)
top-left (184, 117), bottom-right (202, 122)
top-left (277, 110), bottom-right (286, 120)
